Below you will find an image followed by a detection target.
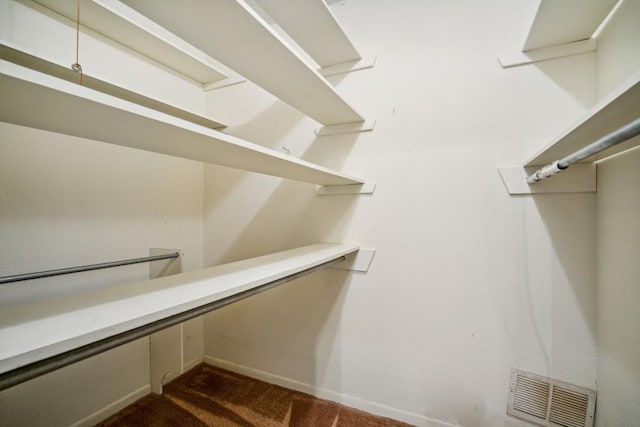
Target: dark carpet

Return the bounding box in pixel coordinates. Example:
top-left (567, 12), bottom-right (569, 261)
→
top-left (98, 364), bottom-right (414, 426)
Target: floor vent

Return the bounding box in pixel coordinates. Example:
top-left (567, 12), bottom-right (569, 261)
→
top-left (507, 368), bottom-right (596, 427)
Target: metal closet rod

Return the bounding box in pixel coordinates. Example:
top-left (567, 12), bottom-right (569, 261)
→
top-left (526, 116), bottom-right (640, 184)
top-left (0, 252), bottom-right (180, 285)
top-left (0, 255), bottom-right (345, 391)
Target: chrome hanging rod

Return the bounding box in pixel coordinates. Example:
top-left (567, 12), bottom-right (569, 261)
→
top-left (0, 255), bottom-right (345, 391)
top-left (527, 117), bottom-right (640, 183)
top-left (0, 252), bottom-right (180, 285)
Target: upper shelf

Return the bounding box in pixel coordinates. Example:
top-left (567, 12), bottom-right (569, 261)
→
top-left (523, 0), bottom-right (618, 50)
top-left (250, 0), bottom-right (361, 68)
top-left (525, 70), bottom-right (640, 167)
top-left (0, 60), bottom-right (366, 186)
top-left (0, 41), bottom-right (226, 130)
top-left (122, 0), bottom-right (365, 126)
top-left (32, 0), bottom-right (241, 86)
top-left (0, 242), bottom-right (359, 375)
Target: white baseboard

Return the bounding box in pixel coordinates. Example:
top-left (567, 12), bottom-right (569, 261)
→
top-left (203, 356), bottom-right (460, 427)
top-left (68, 358), bottom-right (202, 426)
top-left (69, 384), bottom-right (151, 427)
top-left (183, 355), bottom-right (204, 372)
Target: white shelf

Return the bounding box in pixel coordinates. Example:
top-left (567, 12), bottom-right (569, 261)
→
top-left (250, 0), bottom-right (361, 68)
top-left (525, 70), bottom-right (640, 167)
top-left (0, 60), bottom-right (366, 186)
top-left (522, 0), bottom-right (618, 51)
top-left (122, 0), bottom-right (365, 126)
top-left (32, 0), bottom-right (240, 86)
top-left (0, 243), bottom-right (359, 375)
top-left (0, 41), bottom-right (226, 130)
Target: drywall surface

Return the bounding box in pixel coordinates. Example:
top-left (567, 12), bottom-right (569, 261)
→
top-left (595, 148), bottom-right (640, 426)
top-left (593, 3), bottom-right (640, 424)
top-left (595, 0), bottom-right (640, 99)
top-left (202, 1), bottom-right (597, 426)
top-left (0, 1), bottom-right (205, 424)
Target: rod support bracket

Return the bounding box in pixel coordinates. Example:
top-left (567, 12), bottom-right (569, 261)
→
top-left (329, 248), bottom-right (376, 272)
top-left (315, 120), bottom-right (375, 137)
top-left (498, 164), bottom-right (596, 195)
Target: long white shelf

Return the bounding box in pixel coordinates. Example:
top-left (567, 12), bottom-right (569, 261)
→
top-left (0, 60), bottom-right (366, 186)
top-left (525, 70), bottom-right (640, 167)
top-left (32, 0), bottom-right (241, 86)
top-left (251, 0), bottom-right (361, 68)
top-left (0, 243), bottom-right (359, 375)
top-left (122, 0), bottom-right (365, 126)
top-left (0, 41), bottom-right (226, 130)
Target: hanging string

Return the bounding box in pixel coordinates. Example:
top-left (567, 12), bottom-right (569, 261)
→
top-left (71, 0), bottom-right (84, 85)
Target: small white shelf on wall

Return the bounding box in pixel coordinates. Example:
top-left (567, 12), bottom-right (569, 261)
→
top-left (499, 70), bottom-right (640, 195)
top-left (498, 0), bottom-right (617, 68)
top-left (122, 0), bottom-right (365, 126)
top-left (522, 0), bottom-right (618, 51)
top-left (0, 60), bottom-right (370, 187)
top-left (32, 0), bottom-right (243, 87)
top-left (525, 70), bottom-right (640, 167)
top-left (0, 243), bottom-right (359, 383)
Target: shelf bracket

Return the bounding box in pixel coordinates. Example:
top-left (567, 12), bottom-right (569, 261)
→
top-left (498, 163), bottom-right (596, 194)
top-left (318, 56), bottom-right (377, 78)
top-left (329, 248), bottom-right (376, 272)
top-left (316, 119), bottom-right (375, 137)
top-left (316, 182), bottom-right (376, 196)
top-left (203, 75), bottom-right (247, 91)
top-left (498, 39), bottom-right (596, 68)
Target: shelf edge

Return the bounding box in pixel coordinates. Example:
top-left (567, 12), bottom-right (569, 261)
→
top-left (524, 69), bottom-right (640, 167)
top-left (0, 243), bottom-right (360, 387)
top-left (0, 60), bottom-right (367, 186)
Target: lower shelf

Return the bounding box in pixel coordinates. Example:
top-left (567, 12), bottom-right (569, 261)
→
top-left (0, 243), bottom-right (359, 385)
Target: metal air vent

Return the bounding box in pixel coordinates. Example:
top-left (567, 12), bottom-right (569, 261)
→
top-left (507, 368), bottom-right (596, 427)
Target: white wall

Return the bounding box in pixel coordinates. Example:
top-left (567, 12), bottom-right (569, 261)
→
top-left (595, 0), bottom-right (640, 99)
top-left (202, 1), bottom-right (598, 425)
top-left (5, 0), bottom-right (632, 425)
top-left (0, 0), bottom-right (205, 424)
top-left (594, 0), bottom-right (640, 424)
top-left (595, 148), bottom-right (640, 426)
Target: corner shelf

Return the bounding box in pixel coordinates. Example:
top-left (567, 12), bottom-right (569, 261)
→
top-left (122, 0), bottom-right (365, 126)
top-left (251, 0), bottom-right (361, 68)
top-left (0, 243), bottom-right (359, 376)
top-left (32, 0), bottom-right (241, 86)
top-left (525, 70), bottom-right (640, 167)
top-left (0, 60), bottom-right (367, 186)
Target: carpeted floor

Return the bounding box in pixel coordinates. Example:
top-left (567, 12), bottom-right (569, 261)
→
top-left (98, 364), bottom-right (413, 426)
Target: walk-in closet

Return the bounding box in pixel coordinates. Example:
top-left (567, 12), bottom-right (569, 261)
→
top-left (1, 0), bottom-right (639, 426)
